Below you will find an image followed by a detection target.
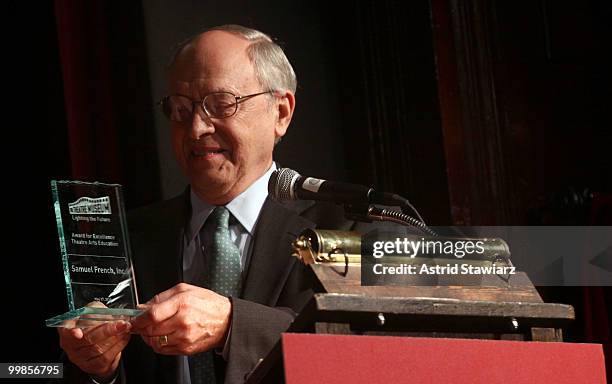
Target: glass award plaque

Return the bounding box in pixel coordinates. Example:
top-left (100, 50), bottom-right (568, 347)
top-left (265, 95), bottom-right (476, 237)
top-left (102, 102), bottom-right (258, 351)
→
top-left (46, 180), bottom-right (143, 328)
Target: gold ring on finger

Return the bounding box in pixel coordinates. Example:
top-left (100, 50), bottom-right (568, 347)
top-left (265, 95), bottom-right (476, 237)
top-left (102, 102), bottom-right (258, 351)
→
top-left (158, 335), bottom-right (168, 347)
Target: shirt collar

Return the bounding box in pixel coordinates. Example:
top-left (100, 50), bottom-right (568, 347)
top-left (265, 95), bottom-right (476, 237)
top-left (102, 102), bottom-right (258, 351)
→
top-left (186, 163), bottom-right (276, 243)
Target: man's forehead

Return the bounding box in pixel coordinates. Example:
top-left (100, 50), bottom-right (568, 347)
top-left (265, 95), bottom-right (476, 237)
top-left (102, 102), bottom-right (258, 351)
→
top-left (174, 31), bottom-right (249, 70)
top-left (171, 79), bottom-right (242, 96)
top-left (168, 31), bottom-right (255, 87)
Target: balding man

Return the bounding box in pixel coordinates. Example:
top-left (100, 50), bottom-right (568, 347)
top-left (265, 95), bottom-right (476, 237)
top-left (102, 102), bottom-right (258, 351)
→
top-left (59, 25), bottom-right (371, 384)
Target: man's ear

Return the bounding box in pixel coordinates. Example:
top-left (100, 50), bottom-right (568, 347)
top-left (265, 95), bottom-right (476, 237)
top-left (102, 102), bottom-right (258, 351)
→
top-left (274, 90), bottom-right (295, 138)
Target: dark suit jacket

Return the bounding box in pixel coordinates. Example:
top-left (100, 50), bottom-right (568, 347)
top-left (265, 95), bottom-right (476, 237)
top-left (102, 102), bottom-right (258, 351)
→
top-left (114, 191), bottom-right (370, 384)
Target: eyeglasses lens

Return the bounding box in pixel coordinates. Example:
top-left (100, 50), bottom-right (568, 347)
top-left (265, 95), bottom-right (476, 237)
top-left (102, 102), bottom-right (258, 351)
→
top-left (203, 93), bottom-right (237, 118)
top-left (164, 95), bottom-right (194, 122)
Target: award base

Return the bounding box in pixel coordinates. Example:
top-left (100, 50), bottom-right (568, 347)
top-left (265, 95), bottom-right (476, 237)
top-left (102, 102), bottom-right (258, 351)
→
top-left (46, 307), bottom-right (144, 328)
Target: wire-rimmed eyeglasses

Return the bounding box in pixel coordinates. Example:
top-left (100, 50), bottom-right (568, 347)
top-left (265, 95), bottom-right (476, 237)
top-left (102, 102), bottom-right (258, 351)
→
top-left (158, 90), bottom-right (275, 122)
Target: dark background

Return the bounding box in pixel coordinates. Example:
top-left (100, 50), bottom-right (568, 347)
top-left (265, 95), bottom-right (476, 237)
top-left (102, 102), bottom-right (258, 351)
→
top-left (4, 0), bottom-right (611, 376)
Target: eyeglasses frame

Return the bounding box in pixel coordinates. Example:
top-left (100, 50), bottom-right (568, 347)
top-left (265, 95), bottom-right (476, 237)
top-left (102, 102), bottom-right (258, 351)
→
top-left (158, 90), bottom-right (276, 121)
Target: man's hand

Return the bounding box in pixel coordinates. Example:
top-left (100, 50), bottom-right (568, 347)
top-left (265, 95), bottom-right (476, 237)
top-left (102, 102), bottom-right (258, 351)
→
top-left (58, 304), bottom-right (131, 381)
top-left (130, 283), bottom-right (232, 355)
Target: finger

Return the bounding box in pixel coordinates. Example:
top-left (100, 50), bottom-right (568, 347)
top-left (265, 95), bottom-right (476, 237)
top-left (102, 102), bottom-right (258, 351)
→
top-left (144, 334), bottom-right (204, 356)
top-left (78, 331), bottom-right (130, 361)
top-left (79, 321), bottom-right (131, 348)
top-left (131, 294), bottom-right (188, 330)
top-left (83, 333), bottom-right (130, 376)
top-left (59, 317), bottom-right (79, 329)
top-left (141, 330), bottom-right (178, 351)
top-left (75, 317), bottom-right (105, 329)
top-left (135, 306), bottom-right (188, 338)
top-left (85, 332), bottom-right (130, 363)
top-left (73, 302), bottom-right (111, 329)
top-left (151, 339), bottom-right (208, 356)
top-left (140, 312), bottom-right (221, 356)
top-left (152, 345), bottom-right (190, 356)
top-left (87, 301), bottom-right (108, 308)
top-left (146, 283), bottom-right (195, 305)
top-left (58, 326), bottom-right (84, 340)
top-left (58, 327), bottom-right (85, 352)
top-left (136, 308), bottom-right (182, 351)
top-left (130, 285), bottom-right (191, 330)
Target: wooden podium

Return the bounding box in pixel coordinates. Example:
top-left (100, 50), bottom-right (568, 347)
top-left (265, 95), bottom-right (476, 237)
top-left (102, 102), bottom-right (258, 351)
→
top-left (246, 261), bottom-right (578, 383)
top-left (296, 264), bottom-right (574, 342)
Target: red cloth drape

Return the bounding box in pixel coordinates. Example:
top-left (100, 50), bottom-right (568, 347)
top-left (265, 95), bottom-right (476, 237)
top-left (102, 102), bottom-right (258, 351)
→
top-left (585, 192), bottom-right (612, 378)
top-left (54, 0), bottom-right (122, 182)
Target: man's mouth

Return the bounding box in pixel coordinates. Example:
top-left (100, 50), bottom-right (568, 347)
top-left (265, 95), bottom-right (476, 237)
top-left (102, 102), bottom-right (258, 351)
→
top-left (191, 148), bottom-right (226, 157)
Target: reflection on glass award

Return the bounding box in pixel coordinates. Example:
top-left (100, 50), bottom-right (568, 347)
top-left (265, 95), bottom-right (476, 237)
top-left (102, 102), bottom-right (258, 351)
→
top-left (46, 180), bottom-right (143, 328)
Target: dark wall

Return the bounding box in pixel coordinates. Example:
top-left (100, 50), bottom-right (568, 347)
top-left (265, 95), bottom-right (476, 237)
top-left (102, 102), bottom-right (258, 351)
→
top-left (2, 1), bottom-right (71, 363)
top-left (493, 0), bottom-right (611, 223)
top-left (323, 1), bottom-right (451, 225)
top-left (434, 0), bottom-right (611, 225)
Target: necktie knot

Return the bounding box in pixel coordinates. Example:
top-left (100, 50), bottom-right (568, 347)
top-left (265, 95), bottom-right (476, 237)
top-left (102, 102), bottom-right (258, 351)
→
top-left (209, 206), bottom-right (230, 230)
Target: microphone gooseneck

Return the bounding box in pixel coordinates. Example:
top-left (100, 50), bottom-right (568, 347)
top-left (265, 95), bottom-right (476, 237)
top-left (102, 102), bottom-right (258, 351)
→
top-left (269, 168), bottom-right (435, 235)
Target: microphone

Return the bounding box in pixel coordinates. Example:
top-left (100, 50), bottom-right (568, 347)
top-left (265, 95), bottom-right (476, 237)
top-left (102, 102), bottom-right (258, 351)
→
top-left (268, 168), bottom-right (401, 206)
top-left (270, 168), bottom-right (436, 235)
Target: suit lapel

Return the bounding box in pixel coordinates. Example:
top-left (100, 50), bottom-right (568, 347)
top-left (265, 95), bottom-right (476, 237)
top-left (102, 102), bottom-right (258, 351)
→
top-left (241, 197), bottom-right (315, 306)
top-left (131, 192), bottom-right (188, 303)
top-left (152, 201), bottom-right (185, 291)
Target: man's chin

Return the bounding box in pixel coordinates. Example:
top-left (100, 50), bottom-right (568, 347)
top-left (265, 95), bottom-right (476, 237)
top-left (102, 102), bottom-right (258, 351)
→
top-left (190, 175), bottom-right (237, 204)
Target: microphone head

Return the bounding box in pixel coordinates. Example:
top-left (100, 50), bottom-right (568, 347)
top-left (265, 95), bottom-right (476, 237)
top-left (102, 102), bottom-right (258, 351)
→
top-left (268, 168), bottom-right (301, 201)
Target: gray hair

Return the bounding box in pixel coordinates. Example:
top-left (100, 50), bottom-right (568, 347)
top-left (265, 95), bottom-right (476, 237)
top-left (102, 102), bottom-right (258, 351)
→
top-left (169, 24), bottom-right (297, 94)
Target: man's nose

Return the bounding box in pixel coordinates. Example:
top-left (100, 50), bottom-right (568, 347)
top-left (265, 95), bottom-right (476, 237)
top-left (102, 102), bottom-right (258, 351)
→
top-left (187, 107), bottom-right (215, 139)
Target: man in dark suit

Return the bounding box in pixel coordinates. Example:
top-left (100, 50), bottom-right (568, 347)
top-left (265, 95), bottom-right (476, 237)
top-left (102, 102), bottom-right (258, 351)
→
top-left (58, 24), bottom-right (366, 383)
